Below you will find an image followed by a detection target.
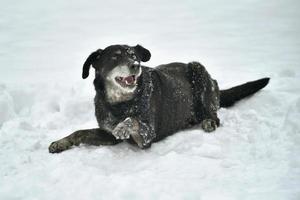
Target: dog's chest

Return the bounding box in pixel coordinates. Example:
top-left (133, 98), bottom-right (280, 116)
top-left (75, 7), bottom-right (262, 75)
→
top-left (109, 100), bottom-right (139, 118)
top-left (96, 98), bottom-right (139, 130)
top-left (105, 83), bottom-right (136, 104)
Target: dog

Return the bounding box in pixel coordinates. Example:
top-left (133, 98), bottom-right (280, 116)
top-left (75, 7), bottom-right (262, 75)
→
top-left (49, 44), bottom-right (269, 153)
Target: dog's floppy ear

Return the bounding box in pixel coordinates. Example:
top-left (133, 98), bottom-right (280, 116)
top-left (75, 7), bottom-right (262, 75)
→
top-left (134, 45), bottom-right (151, 62)
top-left (82, 49), bottom-right (102, 79)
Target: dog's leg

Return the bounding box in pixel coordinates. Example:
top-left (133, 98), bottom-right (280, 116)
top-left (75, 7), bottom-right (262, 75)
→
top-left (48, 128), bottom-right (120, 153)
top-left (111, 70), bottom-right (158, 148)
top-left (112, 117), bottom-right (153, 149)
top-left (112, 116), bottom-right (157, 149)
top-left (188, 62), bottom-right (220, 132)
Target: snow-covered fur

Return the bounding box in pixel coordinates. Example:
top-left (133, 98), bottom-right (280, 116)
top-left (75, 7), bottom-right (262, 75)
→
top-left (49, 44), bottom-right (269, 153)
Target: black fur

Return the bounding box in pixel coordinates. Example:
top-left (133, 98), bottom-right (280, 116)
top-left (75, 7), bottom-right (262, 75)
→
top-left (49, 44), bottom-right (270, 153)
top-left (134, 45), bottom-right (151, 62)
top-left (82, 49), bottom-right (102, 79)
top-left (220, 78), bottom-right (270, 107)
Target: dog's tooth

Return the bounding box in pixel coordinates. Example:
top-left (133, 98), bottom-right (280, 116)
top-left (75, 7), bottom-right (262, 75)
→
top-left (116, 76), bottom-right (122, 81)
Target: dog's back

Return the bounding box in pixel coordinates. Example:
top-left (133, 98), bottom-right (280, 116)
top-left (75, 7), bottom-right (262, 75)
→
top-left (151, 63), bottom-right (196, 140)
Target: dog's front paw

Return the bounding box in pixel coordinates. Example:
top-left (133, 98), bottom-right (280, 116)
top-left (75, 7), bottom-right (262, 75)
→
top-left (201, 119), bottom-right (217, 132)
top-left (112, 118), bottom-right (134, 140)
top-left (49, 139), bottom-right (72, 153)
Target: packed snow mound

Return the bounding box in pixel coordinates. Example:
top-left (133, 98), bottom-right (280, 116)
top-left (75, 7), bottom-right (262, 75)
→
top-left (0, 71), bottom-right (299, 200)
top-left (0, 85), bottom-right (16, 126)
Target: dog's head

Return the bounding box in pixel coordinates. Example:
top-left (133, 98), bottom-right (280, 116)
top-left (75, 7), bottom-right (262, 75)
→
top-left (82, 44), bottom-right (151, 90)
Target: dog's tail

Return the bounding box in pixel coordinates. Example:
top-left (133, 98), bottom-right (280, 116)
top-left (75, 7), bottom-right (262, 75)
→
top-left (220, 77), bottom-right (270, 108)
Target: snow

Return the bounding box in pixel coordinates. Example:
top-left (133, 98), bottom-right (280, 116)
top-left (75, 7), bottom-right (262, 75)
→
top-left (1, 0), bottom-right (300, 199)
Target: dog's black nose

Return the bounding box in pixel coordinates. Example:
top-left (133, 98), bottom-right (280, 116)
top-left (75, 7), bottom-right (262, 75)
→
top-left (130, 64), bottom-right (139, 71)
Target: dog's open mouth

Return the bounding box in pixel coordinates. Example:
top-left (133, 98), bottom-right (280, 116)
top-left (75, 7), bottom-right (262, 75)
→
top-left (115, 75), bottom-right (137, 87)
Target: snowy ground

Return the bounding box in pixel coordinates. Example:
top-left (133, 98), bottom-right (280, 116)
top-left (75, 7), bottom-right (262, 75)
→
top-left (1, 0), bottom-right (300, 199)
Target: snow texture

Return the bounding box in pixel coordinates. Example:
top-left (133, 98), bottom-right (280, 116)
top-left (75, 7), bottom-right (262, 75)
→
top-left (0, 0), bottom-right (300, 199)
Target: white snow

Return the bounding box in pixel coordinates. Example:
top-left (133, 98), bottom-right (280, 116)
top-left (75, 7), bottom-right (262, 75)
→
top-left (1, 0), bottom-right (300, 199)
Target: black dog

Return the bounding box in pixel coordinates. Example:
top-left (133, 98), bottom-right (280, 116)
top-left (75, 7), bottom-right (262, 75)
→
top-left (49, 44), bottom-right (269, 153)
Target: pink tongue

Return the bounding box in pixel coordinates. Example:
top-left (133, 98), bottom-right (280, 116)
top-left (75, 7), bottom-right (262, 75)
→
top-left (124, 76), bottom-right (134, 84)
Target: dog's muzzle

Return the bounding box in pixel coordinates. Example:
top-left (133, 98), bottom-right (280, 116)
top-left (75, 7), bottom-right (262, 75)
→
top-left (115, 75), bottom-right (137, 87)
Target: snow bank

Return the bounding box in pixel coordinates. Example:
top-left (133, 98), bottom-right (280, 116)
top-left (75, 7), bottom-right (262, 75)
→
top-left (0, 85), bottom-right (16, 126)
top-left (1, 73), bottom-right (299, 200)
